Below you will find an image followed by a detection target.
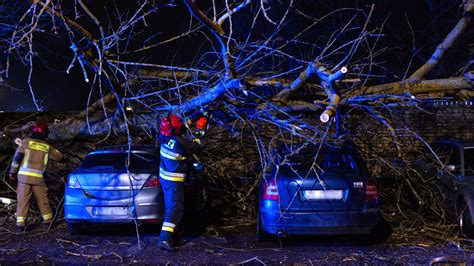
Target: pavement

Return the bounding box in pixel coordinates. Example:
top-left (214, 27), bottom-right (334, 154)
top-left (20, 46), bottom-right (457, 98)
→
top-left (0, 221), bottom-right (473, 264)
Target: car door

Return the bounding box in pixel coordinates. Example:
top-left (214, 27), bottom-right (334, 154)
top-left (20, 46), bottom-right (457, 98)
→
top-left (462, 147), bottom-right (474, 211)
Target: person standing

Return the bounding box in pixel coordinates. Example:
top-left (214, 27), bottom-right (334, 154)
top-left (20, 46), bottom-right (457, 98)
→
top-left (157, 114), bottom-right (202, 251)
top-left (9, 122), bottom-right (62, 233)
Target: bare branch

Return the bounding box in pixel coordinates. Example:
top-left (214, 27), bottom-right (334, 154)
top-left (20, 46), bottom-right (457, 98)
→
top-left (408, 0), bottom-right (474, 82)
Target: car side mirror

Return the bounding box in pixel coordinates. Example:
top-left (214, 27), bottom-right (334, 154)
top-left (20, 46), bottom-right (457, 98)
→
top-left (193, 162), bottom-right (203, 171)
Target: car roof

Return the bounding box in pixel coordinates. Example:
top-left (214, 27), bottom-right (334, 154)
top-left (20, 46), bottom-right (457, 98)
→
top-left (88, 144), bottom-right (156, 155)
top-left (277, 142), bottom-right (358, 154)
top-left (432, 139), bottom-right (474, 148)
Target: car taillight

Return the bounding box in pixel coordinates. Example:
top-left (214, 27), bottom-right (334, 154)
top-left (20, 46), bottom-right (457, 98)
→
top-left (365, 183), bottom-right (378, 203)
top-left (143, 175), bottom-right (160, 188)
top-left (262, 179), bottom-right (279, 201)
top-left (67, 175), bottom-right (81, 189)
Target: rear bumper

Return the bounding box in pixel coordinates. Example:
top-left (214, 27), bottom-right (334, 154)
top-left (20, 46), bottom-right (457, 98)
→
top-left (260, 204), bottom-right (380, 235)
top-left (64, 187), bottom-right (164, 223)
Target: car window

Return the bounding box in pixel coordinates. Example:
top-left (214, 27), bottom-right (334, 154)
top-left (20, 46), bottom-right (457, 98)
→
top-left (80, 152), bottom-right (156, 172)
top-left (464, 148), bottom-right (474, 176)
top-left (432, 143), bottom-right (461, 173)
top-left (282, 148), bottom-right (359, 174)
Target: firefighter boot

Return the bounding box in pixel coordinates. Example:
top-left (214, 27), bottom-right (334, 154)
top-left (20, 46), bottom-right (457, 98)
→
top-left (42, 221), bottom-right (53, 231)
top-left (16, 225), bottom-right (26, 234)
top-left (158, 240), bottom-right (176, 252)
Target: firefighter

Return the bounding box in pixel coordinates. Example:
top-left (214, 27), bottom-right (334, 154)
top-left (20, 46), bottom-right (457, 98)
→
top-left (157, 114), bottom-right (204, 251)
top-left (9, 122), bottom-right (62, 233)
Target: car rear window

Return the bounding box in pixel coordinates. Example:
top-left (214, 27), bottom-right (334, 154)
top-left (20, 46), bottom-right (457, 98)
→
top-left (80, 152), bottom-right (156, 172)
top-left (280, 148), bottom-right (360, 174)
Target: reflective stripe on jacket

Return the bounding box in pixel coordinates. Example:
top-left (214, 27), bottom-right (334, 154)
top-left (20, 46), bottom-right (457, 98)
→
top-left (10, 138), bottom-right (62, 184)
top-left (158, 136), bottom-right (200, 182)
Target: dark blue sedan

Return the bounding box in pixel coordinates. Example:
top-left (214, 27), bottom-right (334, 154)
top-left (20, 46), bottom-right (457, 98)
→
top-left (257, 144), bottom-right (380, 239)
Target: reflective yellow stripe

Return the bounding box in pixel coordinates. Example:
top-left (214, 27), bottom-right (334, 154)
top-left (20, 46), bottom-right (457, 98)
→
top-left (44, 153), bottom-right (49, 166)
top-left (18, 170), bottom-right (43, 178)
top-left (42, 213), bottom-right (53, 221)
top-left (163, 222), bottom-right (176, 228)
top-left (160, 150), bottom-right (186, 161)
top-left (159, 168), bottom-right (185, 178)
top-left (160, 151), bottom-right (180, 161)
top-left (16, 216), bottom-right (25, 223)
top-left (28, 141), bottom-right (49, 153)
top-left (159, 174), bottom-right (185, 182)
top-left (23, 149), bottom-right (30, 168)
top-left (162, 226), bottom-right (174, 233)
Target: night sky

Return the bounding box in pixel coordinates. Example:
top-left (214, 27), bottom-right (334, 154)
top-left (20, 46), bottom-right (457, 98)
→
top-left (0, 0), bottom-right (471, 112)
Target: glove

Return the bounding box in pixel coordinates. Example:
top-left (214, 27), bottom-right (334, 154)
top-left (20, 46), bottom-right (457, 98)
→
top-left (14, 138), bottom-right (22, 146)
top-left (194, 130), bottom-right (204, 138)
top-left (9, 173), bottom-right (17, 182)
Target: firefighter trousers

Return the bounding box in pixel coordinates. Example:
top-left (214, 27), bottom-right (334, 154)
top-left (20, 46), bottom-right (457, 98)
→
top-left (16, 182), bottom-right (53, 226)
top-left (158, 179), bottom-right (185, 243)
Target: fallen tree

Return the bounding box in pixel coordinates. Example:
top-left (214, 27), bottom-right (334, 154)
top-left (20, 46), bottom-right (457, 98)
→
top-left (0, 0), bottom-right (473, 243)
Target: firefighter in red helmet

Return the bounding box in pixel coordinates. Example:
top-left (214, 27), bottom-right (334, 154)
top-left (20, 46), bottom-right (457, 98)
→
top-left (157, 114), bottom-right (204, 251)
top-left (9, 122), bottom-right (62, 233)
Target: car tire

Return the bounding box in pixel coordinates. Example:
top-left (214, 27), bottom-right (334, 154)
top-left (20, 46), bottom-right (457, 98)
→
top-left (256, 210), bottom-right (272, 242)
top-left (459, 202), bottom-right (474, 238)
top-left (362, 215), bottom-right (391, 244)
top-left (67, 222), bottom-right (85, 235)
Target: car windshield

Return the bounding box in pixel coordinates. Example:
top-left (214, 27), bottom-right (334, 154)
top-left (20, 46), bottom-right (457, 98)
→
top-left (279, 147), bottom-right (359, 174)
top-left (80, 152), bottom-right (156, 172)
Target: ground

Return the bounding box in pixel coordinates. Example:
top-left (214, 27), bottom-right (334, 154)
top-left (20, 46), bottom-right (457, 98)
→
top-left (0, 219), bottom-right (473, 265)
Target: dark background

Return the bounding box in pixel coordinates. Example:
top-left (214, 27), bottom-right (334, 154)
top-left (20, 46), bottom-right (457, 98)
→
top-left (0, 0), bottom-right (471, 112)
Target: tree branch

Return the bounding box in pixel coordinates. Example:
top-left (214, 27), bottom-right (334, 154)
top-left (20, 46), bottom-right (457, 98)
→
top-left (183, 0), bottom-right (236, 79)
top-left (156, 79), bottom-right (244, 114)
top-left (348, 74), bottom-right (473, 98)
top-left (408, 0), bottom-right (474, 82)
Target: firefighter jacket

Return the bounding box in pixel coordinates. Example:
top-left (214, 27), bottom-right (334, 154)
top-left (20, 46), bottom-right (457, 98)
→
top-left (159, 135), bottom-right (200, 182)
top-left (9, 138), bottom-right (62, 185)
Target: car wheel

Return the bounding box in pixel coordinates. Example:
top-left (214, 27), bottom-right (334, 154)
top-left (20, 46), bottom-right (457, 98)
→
top-left (256, 210), bottom-right (272, 242)
top-left (365, 215), bottom-right (391, 244)
top-left (67, 222), bottom-right (85, 235)
top-left (459, 202), bottom-right (474, 238)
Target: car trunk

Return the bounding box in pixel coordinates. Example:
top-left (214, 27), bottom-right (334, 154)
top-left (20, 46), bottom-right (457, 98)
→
top-left (74, 172), bottom-right (151, 200)
top-left (277, 171), bottom-right (366, 212)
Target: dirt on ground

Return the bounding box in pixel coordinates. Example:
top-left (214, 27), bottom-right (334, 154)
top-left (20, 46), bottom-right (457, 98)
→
top-left (0, 218), bottom-right (473, 265)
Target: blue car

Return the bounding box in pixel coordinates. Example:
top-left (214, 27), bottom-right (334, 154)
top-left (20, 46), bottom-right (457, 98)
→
top-left (257, 144), bottom-right (380, 240)
top-left (64, 145), bottom-right (206, 234)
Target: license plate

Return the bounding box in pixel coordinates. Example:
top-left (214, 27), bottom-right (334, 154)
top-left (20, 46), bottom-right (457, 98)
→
top-left (302, 190), bottom-right (343, 200)
top-left (93, 207), bottom-right (129, 216)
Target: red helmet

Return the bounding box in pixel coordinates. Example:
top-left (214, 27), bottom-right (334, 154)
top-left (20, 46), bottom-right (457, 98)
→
top-left (32, 122), bottom-right (49, 136)
top-left (196, 116), bottom-right (208, 131)
top-left (169, 114), bottom-right (184, 136)
top-left (159, 114), bottom-right (184, 136)
top-left (159, 116), bottom-right (172, 137)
